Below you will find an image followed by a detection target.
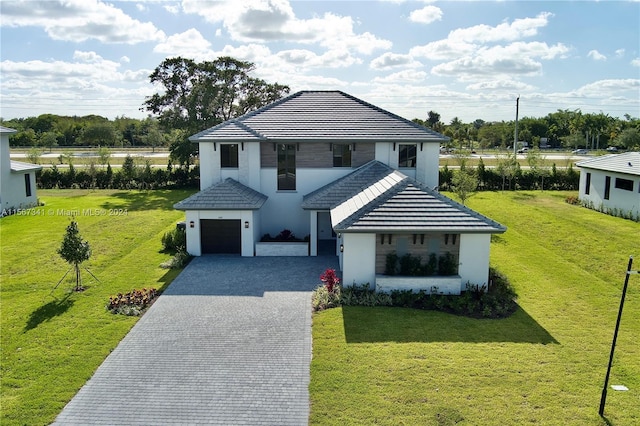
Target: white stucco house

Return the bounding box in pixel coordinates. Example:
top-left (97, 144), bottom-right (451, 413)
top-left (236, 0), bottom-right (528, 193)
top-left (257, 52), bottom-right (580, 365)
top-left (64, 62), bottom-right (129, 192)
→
top-left (576, 152), bottom-right (640, 220)
top-left (1, 126), bottom-right (41, 216)
top-left (174, 91), bottom-right (506, 293)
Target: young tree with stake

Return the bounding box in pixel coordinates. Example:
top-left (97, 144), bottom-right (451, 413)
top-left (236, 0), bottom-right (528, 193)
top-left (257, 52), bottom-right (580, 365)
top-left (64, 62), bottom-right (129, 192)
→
top-left (57, 218), bottom-right (92, 292)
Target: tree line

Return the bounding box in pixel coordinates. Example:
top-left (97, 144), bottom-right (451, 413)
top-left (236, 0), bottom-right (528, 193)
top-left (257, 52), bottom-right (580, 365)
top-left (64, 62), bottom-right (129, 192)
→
top-left (2, 55), bottom-right (638, 167)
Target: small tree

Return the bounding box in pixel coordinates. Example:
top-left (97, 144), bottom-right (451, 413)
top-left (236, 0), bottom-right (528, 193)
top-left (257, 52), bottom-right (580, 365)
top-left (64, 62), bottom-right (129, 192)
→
top-left (57, 219), bottom-right (92, 291)
top-left (452, 167), bottom-right (478, 205)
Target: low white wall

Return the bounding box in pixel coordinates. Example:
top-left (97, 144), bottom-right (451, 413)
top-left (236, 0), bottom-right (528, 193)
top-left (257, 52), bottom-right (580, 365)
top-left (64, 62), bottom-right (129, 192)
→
top-left (255, 242), bottom-right (308, 256)
top-left (342, 233), bottom-right (376, 286)
top-left (376, 275), bottom-right (462, 295)
top-left (458, 233), bottom-right (491, 291)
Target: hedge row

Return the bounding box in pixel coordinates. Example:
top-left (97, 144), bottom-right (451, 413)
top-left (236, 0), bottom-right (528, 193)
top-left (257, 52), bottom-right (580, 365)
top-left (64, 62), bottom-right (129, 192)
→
top-left (37, 164), bottom-right (199, 190)
top-left (439, 163), bottom-right (579, 191)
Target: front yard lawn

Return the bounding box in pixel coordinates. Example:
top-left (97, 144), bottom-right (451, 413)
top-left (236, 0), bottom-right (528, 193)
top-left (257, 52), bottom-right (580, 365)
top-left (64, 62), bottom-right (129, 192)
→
top-left (310, 191), bottom-right (639, 425)
top-left (0, 189), bottom-right (193, 425)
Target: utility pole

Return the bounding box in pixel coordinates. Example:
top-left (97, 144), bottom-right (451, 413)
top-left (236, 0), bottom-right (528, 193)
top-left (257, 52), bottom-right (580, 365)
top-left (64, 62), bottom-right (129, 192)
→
top-left (513, 96), bottom-right (519, 155)
top-left (599, 256), bottom-right (637, 417)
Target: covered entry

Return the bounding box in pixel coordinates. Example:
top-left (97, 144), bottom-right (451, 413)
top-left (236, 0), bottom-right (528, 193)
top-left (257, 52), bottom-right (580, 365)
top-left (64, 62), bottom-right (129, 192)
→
top-left (200, 219), bottom-right (241, 254)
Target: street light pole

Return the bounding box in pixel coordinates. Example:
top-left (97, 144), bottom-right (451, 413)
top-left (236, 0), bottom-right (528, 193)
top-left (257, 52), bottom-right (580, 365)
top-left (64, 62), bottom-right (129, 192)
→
top-left (599, 256), bottom-right (637, 417)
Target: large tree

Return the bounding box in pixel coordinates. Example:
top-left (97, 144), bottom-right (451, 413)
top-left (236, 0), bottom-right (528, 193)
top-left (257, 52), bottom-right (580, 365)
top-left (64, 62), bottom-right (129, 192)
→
top-left (143, 56), bottom-right (289, 165)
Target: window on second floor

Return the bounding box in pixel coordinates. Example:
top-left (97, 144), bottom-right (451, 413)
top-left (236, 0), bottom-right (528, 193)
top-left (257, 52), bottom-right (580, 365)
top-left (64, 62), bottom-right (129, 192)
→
top-left (277, 143), bottom-right (296, 190)
top-left (333, 144), bottom-right (352, 167)
top-left (398, 144), bottom-right (417, 168)
top-left (220, 144), bottom-right (238, 168)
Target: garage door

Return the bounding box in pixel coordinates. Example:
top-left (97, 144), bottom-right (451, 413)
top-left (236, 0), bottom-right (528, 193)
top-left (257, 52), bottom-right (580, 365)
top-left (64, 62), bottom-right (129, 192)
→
top-left (200, 219), bottom-right (241, 254)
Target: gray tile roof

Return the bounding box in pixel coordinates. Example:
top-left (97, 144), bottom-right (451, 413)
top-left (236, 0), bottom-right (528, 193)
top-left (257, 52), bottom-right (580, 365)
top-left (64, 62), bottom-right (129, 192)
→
top-left (190, 91), bottom-right (449, 143)
top-left (302, 161), bottom-right (403, 210)
top-left (1, 126), bottom-right (17, 134)
top-left (576, 152), bottom-right (640, 176)
top-left (10, 160), bottom-right (42, 172)
top-left (174, 178), bottom-right (267, 211)
top-left (307, 161), bottom-right (506, 234)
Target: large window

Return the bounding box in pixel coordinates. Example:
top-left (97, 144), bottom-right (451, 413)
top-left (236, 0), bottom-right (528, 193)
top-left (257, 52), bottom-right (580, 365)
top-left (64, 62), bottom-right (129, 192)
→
top-left (333, 144), bottom-right (352, 167)
top-left (220, 144), bottom-right (238, 168)
top-left (614, 177), bottom-right (634, 192)
top-left (277, 144), bottom-right (296, 190)
top-left (398, 144), bottom-right (417, 168)
top-left (24, 174), bottom-right (31, 197)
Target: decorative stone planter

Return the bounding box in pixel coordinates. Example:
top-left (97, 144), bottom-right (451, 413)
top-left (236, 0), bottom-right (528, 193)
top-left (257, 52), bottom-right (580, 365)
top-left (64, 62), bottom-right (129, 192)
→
top-left (255, 242), bottom-right (309, 256)
top-left (375, 275), bottom-right (462, 295)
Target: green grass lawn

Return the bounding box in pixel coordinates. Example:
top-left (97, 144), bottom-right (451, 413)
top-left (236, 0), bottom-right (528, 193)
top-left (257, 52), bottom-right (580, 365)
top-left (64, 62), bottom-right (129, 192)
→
top-left (0, 189), bottom-right (193, 425)
top-left (310, 191), bottom-right (639, 426)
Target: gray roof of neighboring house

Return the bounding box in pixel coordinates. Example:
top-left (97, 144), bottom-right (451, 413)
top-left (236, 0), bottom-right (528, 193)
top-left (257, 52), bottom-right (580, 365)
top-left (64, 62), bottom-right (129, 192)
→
top-left (576, 152), bottom-right (640, 176)
top-left (174, 178), bottom-right (267, 210)
top-left (1, 126), bottom-right (17, 134)
top-left (302, 160), bottom-right (506, 234)
top-left (190, 91), bottom-right (449, 143)
top-left (10, 160), bottom-right (42, 172)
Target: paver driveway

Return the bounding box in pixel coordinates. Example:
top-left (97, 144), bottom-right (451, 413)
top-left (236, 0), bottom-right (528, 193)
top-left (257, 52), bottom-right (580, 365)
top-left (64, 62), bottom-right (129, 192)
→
top-left (54, 255), bottom-right (339, 425)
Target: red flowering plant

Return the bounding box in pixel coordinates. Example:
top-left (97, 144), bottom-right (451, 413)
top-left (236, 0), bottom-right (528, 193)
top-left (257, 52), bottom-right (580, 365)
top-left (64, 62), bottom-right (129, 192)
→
top-left (320, 268), bottom-right (340, 293)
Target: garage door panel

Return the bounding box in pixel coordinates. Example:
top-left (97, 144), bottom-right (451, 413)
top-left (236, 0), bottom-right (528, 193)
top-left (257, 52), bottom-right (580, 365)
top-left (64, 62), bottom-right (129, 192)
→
top-left (201, 219), bottom-right (241, 254)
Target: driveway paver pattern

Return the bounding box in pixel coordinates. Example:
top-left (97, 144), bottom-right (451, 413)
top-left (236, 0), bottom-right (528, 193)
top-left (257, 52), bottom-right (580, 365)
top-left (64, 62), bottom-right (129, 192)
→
top-left (54, 255), bottom-right (339, 425)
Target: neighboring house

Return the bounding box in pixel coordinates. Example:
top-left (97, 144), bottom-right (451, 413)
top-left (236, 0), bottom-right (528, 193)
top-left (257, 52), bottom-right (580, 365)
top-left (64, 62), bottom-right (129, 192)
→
top-left (175, 91), bottom-right (506, 293)
top-left (0, 126), bottom-right (41, 215)
top-left (576, 152), bottom-right (640, 220)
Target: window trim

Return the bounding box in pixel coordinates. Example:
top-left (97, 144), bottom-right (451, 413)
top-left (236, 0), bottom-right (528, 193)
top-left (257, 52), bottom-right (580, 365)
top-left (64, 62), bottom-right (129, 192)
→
top-left (332, 143), bottom-right (352, 167)
top-left (398, 144), bottom-right (417, 168)
top-left (614, 177), bottom-right (634, 192)
top-left (220, 143), bottom-right (239, 168)
top-left (277, 143), bottom-right (296, 191)
top-left (604, 176), bottom-right (611, 200)
top-left (24, 173), bottom-right (31, 197)
top-left (585, 172), bottom-right (591, 195)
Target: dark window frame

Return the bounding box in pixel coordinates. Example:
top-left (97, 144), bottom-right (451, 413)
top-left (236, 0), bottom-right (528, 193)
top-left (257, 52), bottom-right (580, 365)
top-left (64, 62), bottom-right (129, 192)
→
top-left (24, 173), bottom-right (32, 197)
top-left (332, 144), bottom-right (352, 167)
top-left (614, 177), bottom-right (634, 192)
top-left (220, 144), bottom-right (239, 168)
top-left (585, 172), bottom-right (591, 195)
top-left (604, 176), bottom-right (611, 200)
top-left (398, 144), bottom-right (417, 168)
top-left (277, 143), bottom-right (296, 190)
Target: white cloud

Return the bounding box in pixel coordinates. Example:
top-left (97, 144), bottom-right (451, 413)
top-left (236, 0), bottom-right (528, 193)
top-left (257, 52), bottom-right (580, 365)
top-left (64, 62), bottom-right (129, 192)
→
top-left (164, 4), bottom-right (180, 14)
top-left (572, 79), bottom-right (640, 97)
top-left (1, 0), bottom-right (165, 44)
top-left (370, 52), bottom-right (421, 70)
top-left (409, 5), bottom-right (443, 24)
top-left (631, 58), bottom-right (640, 67)
top-left (181, 0), bottom-right (391, 55)
top-left (154, 29), bottom-right (213, 59)
top-left (466, 80), bottom-right (536, 92)
top-left (410, 39), bottom-right (477, 61)
top-left (431, 42), bottom-right (569, 80)
top-left (73, 51), bottom-right (103, 63)
top-left (120, 56), bottom-right (131, 63)
top-left (588, 50), bottom-right (607, 61)
top-left (372, 70), bottom-right (428, 83)
top-left (615, 48), bottom-right (625, 58)
top-left (448, 12), bottom-right (553, 43)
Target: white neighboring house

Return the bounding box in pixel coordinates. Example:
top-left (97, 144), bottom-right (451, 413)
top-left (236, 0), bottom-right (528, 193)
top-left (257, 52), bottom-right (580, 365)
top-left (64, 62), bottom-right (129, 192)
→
top-left (175, 91), bottom-right (506, 293)
top-left (577, 152), bottom-right (640, 220)
top-left (1, 126), bottom-right (42, 215)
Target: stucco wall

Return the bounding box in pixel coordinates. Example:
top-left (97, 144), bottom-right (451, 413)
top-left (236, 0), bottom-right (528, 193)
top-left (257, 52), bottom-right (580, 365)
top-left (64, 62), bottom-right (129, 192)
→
top-left (374, 141), bottom-right (439, 188)
top-left (184, 209), bottom-right (255, 257)
top-left (458, 233), bottom-right (491, 291)
top-left (342, 233), bottom-right (376, 287)
top-left (579, 169), bottom-right (640, 217)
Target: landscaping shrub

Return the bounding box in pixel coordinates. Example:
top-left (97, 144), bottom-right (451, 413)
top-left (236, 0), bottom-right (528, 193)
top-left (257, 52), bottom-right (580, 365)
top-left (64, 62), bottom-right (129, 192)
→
top-left (160, 249), bottom-right (191, 269)
top-left (385, 251), bottom-right (458, 277)
top-left (161, 227), bottom-right (186, 252)
top-left (312, 267), bottom-right (517, 319)
top-left (107, 288), bottom-right (158, 316)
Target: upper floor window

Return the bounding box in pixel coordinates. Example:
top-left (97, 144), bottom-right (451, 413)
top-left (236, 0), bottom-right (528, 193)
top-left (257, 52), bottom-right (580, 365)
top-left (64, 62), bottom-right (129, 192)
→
top-left (220, 144), bottom-right (238, 168)
top-left (615, 177), bottom-right (634, 192)
top-left (277, 144), bottom-right (296, 190)
top-left (333, 144), bottom-right (352, 167)
top-left (398, 144), bottom-right (417, 168)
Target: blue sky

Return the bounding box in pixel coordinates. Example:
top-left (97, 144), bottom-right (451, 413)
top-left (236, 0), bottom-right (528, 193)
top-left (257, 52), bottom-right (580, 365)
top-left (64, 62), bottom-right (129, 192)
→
top-left (1, 0), bottom-right (639, 124)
